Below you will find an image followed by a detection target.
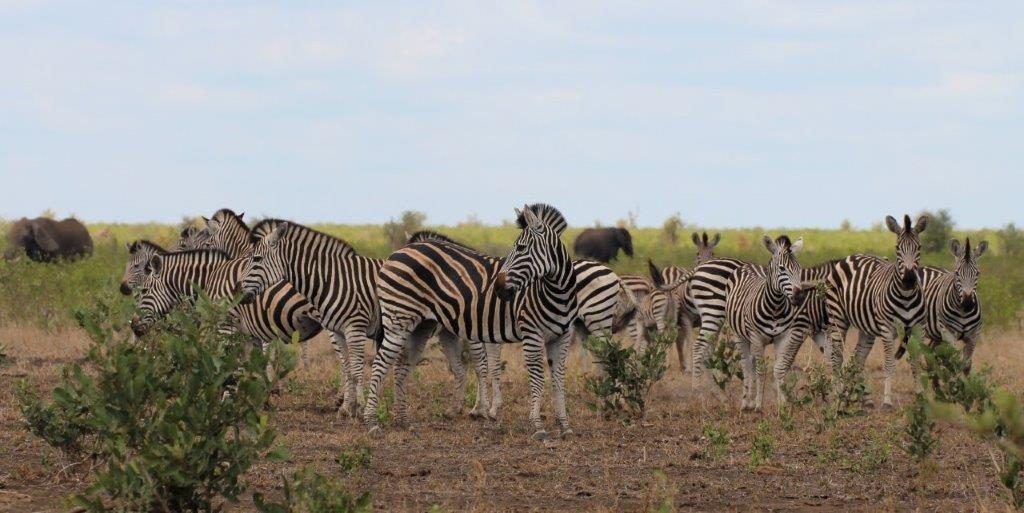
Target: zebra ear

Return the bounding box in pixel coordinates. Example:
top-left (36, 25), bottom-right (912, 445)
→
top-left (237, 212), bottom-right (245, 220)
top-left (201, 216), bottom-right (210, 226)
top-left (949, 239), bottom-right (962, 257)
top-left (521, 205), bottom-right (543, 231)
top-left (914, 215), bottom-right (928, 234)
top-left (711, 233), bottom-right (721, 247)
top-left (885, 215), bottom-right (901, 234)
top-left (691, 232), bottom-right (701, 247)
top-left (976, 240), bottom-right (989, 258)
top-left (126, 241), bottom-right (136, 253)
top-left (762, 234), bottom-right (775, 253)
top-left (267, 222), bottom-right (290, 245)
top-left (791, 237), bottom-right (804, 254)
top-left (148, 254), bottom-right (163, 275)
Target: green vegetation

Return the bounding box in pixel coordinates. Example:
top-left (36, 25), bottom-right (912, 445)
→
top-left (1, 218), bottom-right (1022, 330)
top-left (748, 420), bottom-right (774, 469)
top-left (255, 466), bottom-right (372, 513)
top-left (584, 329), bottom-right (672, 424)
top-left (701, 424), bottom-right (731, 460)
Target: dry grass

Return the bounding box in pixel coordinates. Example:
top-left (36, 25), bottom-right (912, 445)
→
top-left (1, 326), bottom-right (1022, 512)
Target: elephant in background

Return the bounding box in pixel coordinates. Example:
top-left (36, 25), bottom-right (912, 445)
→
top-left (573, 227), bottom-right (634, 263)
top-left (5, 217), bottom-right (93, 262)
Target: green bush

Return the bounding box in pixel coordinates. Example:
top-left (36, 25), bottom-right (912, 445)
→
top-left (255, 466), bottom-right (372, 513)
top-left (748, 420), bottom-right (774, 469)
top-left (18, 293), bottom-right (297, 512)
top-left (918, 209), bottom-right (955, 254)
top-left (904, 393), bottom-right (937, 462)
top-left (584, 329), bottom-right (671, 424)
top-left (997, 223), bottom-right (1024, 257)
top-left (706, 331), bottom-right (744, 391)
top-left (701, 424), bottom-right (731, 460)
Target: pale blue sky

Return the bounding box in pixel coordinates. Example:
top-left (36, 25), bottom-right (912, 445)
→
top-left (2, 1), bottom-right (1021, 228)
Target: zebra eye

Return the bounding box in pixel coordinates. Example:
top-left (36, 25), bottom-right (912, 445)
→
top-left (252, 255), bottom-right (264, 263)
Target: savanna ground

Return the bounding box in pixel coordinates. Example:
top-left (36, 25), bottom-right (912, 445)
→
top-left (1, 217), bottom-right (1023, 511)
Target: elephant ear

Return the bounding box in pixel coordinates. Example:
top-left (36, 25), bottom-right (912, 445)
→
top-left (32, 223), bottom-right (60, 252)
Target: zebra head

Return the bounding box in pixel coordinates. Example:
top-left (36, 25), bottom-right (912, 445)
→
top-left (172, 225), bottom-right (213, 251)
top-left (121, 240), bottom-right (165, 296)
top-left (885, 214), bottom-right (928, 288)
top-left (950, 237), bottom-right (987, 312)
top-left (130, 253), bottom-right (174, 336)
top-left (203, 208), bottom-right (249, 257)
top-left (495, 204), bottom-right (570, 301)
top-left (237, 221), bottom-right (290, 304)
top-left (763, 234), bottom-right (804, 305)
top-left (692, 231), bottom-right (721, 265)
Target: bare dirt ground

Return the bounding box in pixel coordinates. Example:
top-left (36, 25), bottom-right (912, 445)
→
top-left (1, 325), bottom-right (1021, 512)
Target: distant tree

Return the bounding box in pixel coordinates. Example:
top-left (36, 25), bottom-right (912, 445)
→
top-left (840, 219), bottom-right (854, 231)
top-left (617, 211), bottom-right (638, 230)
top-left (662, 213), bottom-right (685, 245)
top-left (383, 210), bottom-right (426, 250)
top-left (918, 209), bottom-right (954, 253)
top-left (458, 213), bottom-right (483, 228)
top-left (998, 222), bottom-right (1024, 257)
top-left (39, 208), bottom-right (56, 219)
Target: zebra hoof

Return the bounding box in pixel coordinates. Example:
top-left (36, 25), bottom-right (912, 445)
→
top-left (488, 409), bottom-right (500, 421)
top-left (880, 402), bottom-right (895, 411)
top-left (863, 398), bottom-right (876, 409)
top-left (559, 429), bottom-right (574, 440)
top-left (530, 430), bottom-right (549, 441)
top-left (468, 408), bottom-right (485, 419)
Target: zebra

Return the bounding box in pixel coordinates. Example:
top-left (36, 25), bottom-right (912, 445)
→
top-left (722, 235), bottom-right (809, 411)
top-left (771, 260), bottom-right (834, 402)
top-left (236, 220), bottom-right (384, 418)
top-left (898, 237), bottom-right (986, 377)
top-left (403, 229), bottom-right (638, 419)
top-left (622, 231), bottom-right (721, 372)
top-left (171, 225), bottom-right (212, 251)
top-left (128, 249), bottom-right (321, 355)
top-left (823, 214), bottom-right (928, 408)
top-left (365, 204), bottom-right (578, 440)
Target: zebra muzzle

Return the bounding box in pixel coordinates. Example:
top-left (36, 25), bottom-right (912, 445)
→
top-left (130, 317), bottom-right (148, 337)
top-left (119, 282), bottom-right (132, 296)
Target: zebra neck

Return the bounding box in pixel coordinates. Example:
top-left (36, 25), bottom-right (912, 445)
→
top-left (886, 263), bottom-right (918, 299)
top-left (543, 254), bottom-right (577, 299)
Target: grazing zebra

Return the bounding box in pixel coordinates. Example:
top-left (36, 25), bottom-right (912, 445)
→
top-left (366, 204), bottom-right (578, 440)
top-left (236, 220), bottom-right (384, 418)
top-left (622, 232), bottom-right (721, 371)
top-left (898, 237), bottom-right (987, 375)
top-left (128, 249), bottom-right (321, 354)
top-left (404, 230), bottom-right (638, 419)
top-left (823, 214), bottom-right (927, 408)
top-left (723, 235), bottom-right (808, 411)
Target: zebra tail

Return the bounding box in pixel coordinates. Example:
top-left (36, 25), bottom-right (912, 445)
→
top-left (894, 324), bottom-right (911, 360)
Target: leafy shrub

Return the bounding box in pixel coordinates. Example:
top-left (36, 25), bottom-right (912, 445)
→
top-left (912, 339), bottom-right (993, 413)
top-left (917, 209), bottom-right (954, 254)
top-left (780, 363), bottom-right (830, 407)
top-left (18, 293), bottom-right (296, 512)
top-left (748, 420), bottom-right (774, 469)
top-left (998, 222), bottom-right (1024, 257)
top-left (255, 466), bottom-right (372, 513)
top-left (706, 330), bottom-right (744, 391)
top-left (701, 424), bottom-right (731, 460)
top-left (584, 329), bottom-right (671, 424)
top-left (833, 362), bottom-right (869, 418)
top-left (336, 445), bottom-right (372, 474)
top-left (904, 393), bottom-right (937, 462)
top-left (661, 213), bottom-right (684, 245)
top-left (382, 211), bottom-right (426, 250)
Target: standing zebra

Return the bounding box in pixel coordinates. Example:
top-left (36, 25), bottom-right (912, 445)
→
top-left (823, 214), bottom-right (927, 408)
top-left (172, 225), bottom-right (212, 251)
top-left (899, 237), bottom-right (986, 375)
top-left (723, 235), bottom-right (808, 411)
top-left (771, 260), bottom-right (834, 402)
top-left (365, 204), bottom-right (578, 440)
top-left (236, 220), bottom-right (384, 418)
top-left (622, 231), bottom-right (720, 372)
top-left (404, 230), bottom-right (637, 419)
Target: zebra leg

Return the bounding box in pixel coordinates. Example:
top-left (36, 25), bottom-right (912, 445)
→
top-left (880, 330), bottom-right (897, 409)
top-left (363, 317), bottom-right (415, 433)
top-left (773, 328), bottom-right (806, 405)
top-left (962, 335), bottom-right (978, 374)
top-left (343, 324), bottom-right (373, 418)
top-left (546, 332), bottom-right (573, 438)
top-left (466, 338), bottom-right (491, 418)
top-left (328, 331), bottom-right (353, 417)
top-left (392, 329), bottom-right (429, 428)
top-left (486, 342), bottom-right (503, 420)
top-left (738, 336), bottom-right (754, 411)
top-left (752, 336), bottom-right (769, 411)
top-left (523, 337), bottom-right (549, 440)
top-left (675, 316), bottom-right (691, 375)
top-left (437, 331), bottom-right (467, 417)
top-left (691, 317), bottom-right (723, 391)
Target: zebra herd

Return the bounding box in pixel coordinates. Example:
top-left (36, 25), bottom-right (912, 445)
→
top-left (120, 206), bottom-right (986, 440)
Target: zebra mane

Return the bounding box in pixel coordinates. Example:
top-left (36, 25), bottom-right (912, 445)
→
top-left (129, 240), bottom-right (167, 254)
top-left (406, 230), bottom-right (498, 259)
top-left (251, 219), bottom-right (359, 256)
top-left (515, 203), bottom-right (568, 235)
top-left (179, 226), bottom-right (202, 238)
top-left (211, 208), bottom-right (248, 229)
top-left (775, 234), bottom-right (793, 248)
top-left (161, 248), bottom-right (232, 260)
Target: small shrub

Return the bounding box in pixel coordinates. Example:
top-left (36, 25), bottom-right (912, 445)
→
top-left (583, 329), bottom-right (671, 424)
top-left (336, 445), bottom-right (372, 474)
top-left (748, 420), bottom-right (774, 469)
top-left (255, 466), bottom-right (372, 513)
top-left (917, 209), bottom-right (954, 254)
top-left (997, 222), bottom-right (1024, 257)
top-left (661, 213), bottom-right (684, 245)
top-left (382, 211), bottom-right (427, 250)
top-left (912, 339), bottom-right (993, 413)
top-left (18, 293), bottom-right (296, 512)
top-left (701, 424), bottom-right (731, 460)
top-left (904, 393), bottom-right (938, 461)
top-left (780, 363), bottom-right (831, 407)
top-left (833, 362), bottom-right (869, 417)
top-left (706, 330), bottom-right (743, 391)
top-left (376, 387), bottom-right (395, 427)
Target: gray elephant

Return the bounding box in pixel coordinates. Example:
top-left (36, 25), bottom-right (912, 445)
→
top-left (5, 217), bottom-right (93, 262)
top-left (573, 227), bottom-right (634, 263)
